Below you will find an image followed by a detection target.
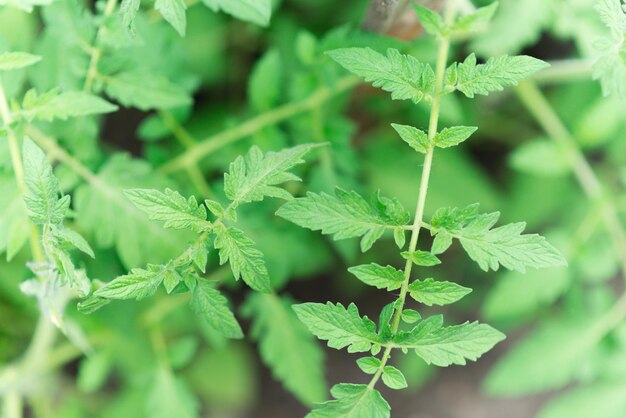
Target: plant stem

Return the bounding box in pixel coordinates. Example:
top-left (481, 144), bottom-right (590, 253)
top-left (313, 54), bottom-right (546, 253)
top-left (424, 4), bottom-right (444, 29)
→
top-left (158, 76), bottom-right (359, 174)
top-left (367, 0), bottom-right (456, 390)
top-left (83, 0), bottom-right (119, 92)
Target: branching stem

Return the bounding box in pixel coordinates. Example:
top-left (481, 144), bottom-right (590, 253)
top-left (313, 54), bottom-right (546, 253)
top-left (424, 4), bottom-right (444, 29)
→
top-left (83, 0), bottom-right (119, 92)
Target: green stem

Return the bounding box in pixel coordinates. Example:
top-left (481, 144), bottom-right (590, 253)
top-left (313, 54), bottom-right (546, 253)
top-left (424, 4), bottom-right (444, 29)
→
top-left (158, 76), bottom-right (359, 174)
top-left (83, 0), bottom-right (119, 92)
top-left (367, 1), bottom-right (456, 390)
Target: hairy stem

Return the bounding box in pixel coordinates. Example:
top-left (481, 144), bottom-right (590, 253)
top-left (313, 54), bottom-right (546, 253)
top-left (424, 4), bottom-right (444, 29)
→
top-left (158, 76), bottom-right (359, 173)
top-left (368, 0), bottom-right (456, 390)
top-left (83, 0), bottom-right (119, 92)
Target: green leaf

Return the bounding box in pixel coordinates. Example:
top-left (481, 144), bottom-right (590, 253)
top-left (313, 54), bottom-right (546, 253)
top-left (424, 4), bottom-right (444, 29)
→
top-left (124, 188), bottom-right (209, 233)
top-left (453, 53), bottom-right (549, 98)
top-left (248, 48), bottom-right (281, 111)
top-left (408, 278), bottom-right (472, 306)
top-left (538, 384), bottom-right (626, 418)
top-left (74, 154), bottom-right (191, 269)
top-left (243, 293), bottom-right (327, 406)
top-left (202, 0), bottom-right (272, 26)
top-left (595, 0), bottom-right (626, 35)
top-left (401, 250), bottom-right (441, 267)
top-left (146, 368), bottom-right (198, 418)
top-left (307, 383), bottom-right (390, 418)
top-left (213, 224), bottom-right (271, 293)
top-left (22, 137), bottom-right (69, 224)
top-left (484, 318), bottom-right (596, 396)
top-left (390, 123), bottom-right (430, 154)
top-left (224, 144), bottom-right (316, 209)
top-left (277, 188), bottom-right (409, 252)
top-left (430, 205), bottom-right (567, 272)
top-left (94, 265), bottom-right (165, 300)
top-left (381, 366), bottom-right (407, 390)
top-left (412, 5), bottom-right (444, 36)
top-left (394, 316), bottom-right (505, 366)
top-left (433, 126), bottom-right (478, 148)
top-left (449, 3), bottom-right (498, 36)
top-left (19, 89), bottom-right (117, 122)
top-left (0, 175), bottom-right (29, 259)
top-left (120, 0), bottom-right (141, 33)
top-left (401, 309), bottom-right (421, 324)
top-left (509, 139), bottom-right (570, 176)
top-left (356, 356), bottom-right (381, 374)
top-left (0, 51), bottom-right (41, 71)
top-left (155, 0), bottom-right (187, 36)
top-left (293, 302), bottom-right (380, 353)
top-left (54, 227), bottom-right (95, 258)
top-left (326, 47), bottom-right (435, 103)
top-left (190, 279), bottom-right (243, 339)
top-left (104, 71), bottom-right (192, 111)
top-left (348, 263), bottom-right (404, 291)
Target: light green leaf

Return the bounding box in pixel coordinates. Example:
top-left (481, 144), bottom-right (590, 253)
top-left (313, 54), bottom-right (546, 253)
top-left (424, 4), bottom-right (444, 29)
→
top-left (509, 139), bottom-right (570, 176)
top-left (120, 0), bottom-right (141, 33)
top-left (412, 5), bottom-right (444, 36)
top-left (19, 89), bottom-right (117, 122)
top-left (401, 250), bottom-right (441, 267)
top-left (390, 123), bottom-right (430, 154)
top-left (538, 384), bottom-right (626, 418)
top-left (307, 383), bottom-right (390, 418)
top-left (449, 3), bottom-right (498, 36)
top-left (146, 368), bottom-right (198, 418)
top-left (277, 188), bottom-right (409, 252)
top-left (22, 137), bottom-right (69, 224)
top-left (326, 47), bottom-right (435, 103)
top-left (348, 263), bottom-right (404, 291)
top-left (213, 224), bottom-right (271, 293)
top-left (155, 0), bottom-right (187, 36)
top-left (433, 126), bottom-right (478, 148)
top-left (430, 205), bottom-right (567, 272)
top-left (401, 309), bottom-right (421, 324)
top-left (453, 53), bottom-right (549, 98)
top-left (54, 227), bottom-right (95, 258)
top-left (356, 356), bottom-right (381, 374)
top-left (94, 265), bottom-right (165, 300)
top-left (124, 188), bottom-right (209, 233)
top-left (243, 293), bottom-right (326, 406)
top-left (394, 316), bottom-right (505, 366)
top-left (408, 278), bottom-right (472, 306)
top-left (224, 144), bottom-right (316, 209)
top-left (0, 175), bottom-right (29, 259)
top-left (190, 279), bottom-right (243, 339)
top-left (202, 0), bottom-right (272, 26)
top-left (104, 71), bottom-right (191, 110)
top-left (249, 49), bottom-right (281, 111)
top-left (381, 366), bottom-right (407, 390)
top-left (293, 302), bottom-right (380, 353)
top-left (0, 51), bottom-right (41, 71)
top-left (74, 154), bottom-right (191, 269)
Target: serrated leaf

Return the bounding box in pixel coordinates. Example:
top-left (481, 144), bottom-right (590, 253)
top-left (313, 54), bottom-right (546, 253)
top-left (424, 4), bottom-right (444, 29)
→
top-left (0, 51), bottom-right (41, 71)
top-left (449, 3), bottom-right (498, 36)
top-left (326, 47), bottom-right (435, 103)
top-left (430, 204), bottom-right (566, 272)
top-left (120, 0), bottom-right (141, 33)
top-left (190, 279), bottom-right (243, 339)
top-left (433, 126), bottom-right (478, 148)
top-left (155, 0), bottom-right (187, 36)
top-left (22, 137), bottom-right (69, 225)
top-left (224, 144), bottom-right (315, 209)
top-left (124, 188), bottom-right (209, 233)
top-left (213, 224), bottom-right (271, 293)
top-left (390, 123), bottom-right (430, 154)
top-left (104, 71), bottom-right (191, 111)
top-left (277, 188), bottom-right (409, 252)
top-left (393, 316), bottom-right (505, 366)
top-left (19, 89), bottom-right (117, 122)
top-left (348, 263), bottom-right (404, 291)
top-left (381, 366), bottom-right (407, 390)
top-left (202, 0), bottom-right (272, 26)
top-left (356, 356), bottom-right (381, 374)
top-left (293, 302), bottom-right (380, 353)
top-left (74, 154), bottom-right (191, 269)
top-left (306, 383), bottom-right (390, 418)
top-left (162, 268), bottom-right (181, 294)
top-left (94, 266), bottom-right (165, 300)
top-left (412, 5), bottom-right (444, 36)
top-left (54, 227), bottom-right (95, 258)
top-left (454, 53), bottom-right (549, 98)
top-left (401, 250), bottom-right (441, 267)
top-left (243, 293), bottom-right (326, 406)
top-left (408, 278), bottom-right (472, 306)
